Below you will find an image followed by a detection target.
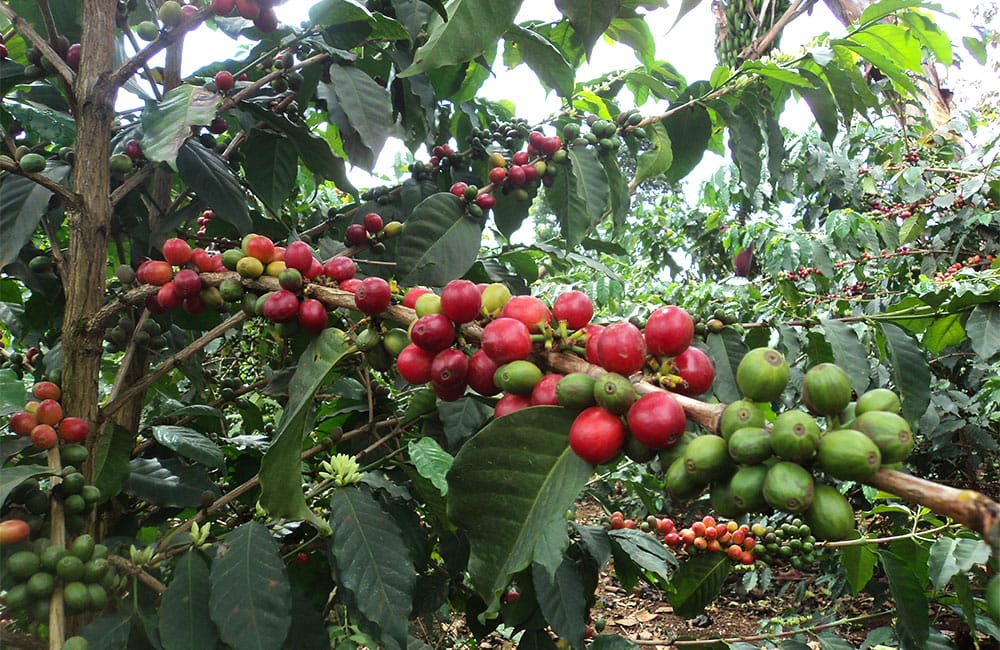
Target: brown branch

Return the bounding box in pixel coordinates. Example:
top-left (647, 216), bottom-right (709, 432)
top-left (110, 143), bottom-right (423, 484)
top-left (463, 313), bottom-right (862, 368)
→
top-left (110, 162), bottom-right (157, 206)
top-left (106, 555), bottom-right (167, 594)
top-left (738, 0), bottom-right (819, 62)
top-left (0, 1), bottom-right (76, 89)
top-left (41, 214), bottom-right (70, 287)
top-left (0, 157), bottom-right (80, 208)
top-left (86, 283), bottom-right (158, 335)
top-left (108, 7), bottom-right (212, 90)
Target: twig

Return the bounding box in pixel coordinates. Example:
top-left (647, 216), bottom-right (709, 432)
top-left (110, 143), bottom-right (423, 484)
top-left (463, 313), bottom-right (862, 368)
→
top-left (41, 214), bottom-right (69, 287)
top-left (823, 523), bottom-right (958, 548)
top-left (105, 309), bottom-right (149, 405)
top-left (0, 157), bottom-right (80, 208)
top-left (738, 0), bottom-right (819, 62)
top-left (110, 163), bottom-right (157, 206)
top-left (106, 555), bottom-right (167, 594)
top-left (108, 7), bottom-right (212, 89)
top-left (101, 311), bottom-right (247, 418)
top-left (0, 2), bottom-right (76, 89)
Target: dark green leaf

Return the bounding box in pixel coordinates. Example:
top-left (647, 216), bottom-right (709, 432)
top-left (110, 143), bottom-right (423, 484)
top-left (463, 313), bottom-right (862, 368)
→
top-left (532, 559), bottom-right (588, 650)
top-left (705, 330), bottom-right (747, 404)
top-left (606, 17), bottom-right (656, 67)
top-left (5, 99), bottom-right (76, 145)
top-left (176, 141), bottom-right (251, 235)
top-left (283, 588), bottom-right (331, 650)
top-left (662, 91), bottom-right (712, 182)
top-left (408, 437), bottom-right (453, 495)
top-left (608, 528), bottom-right (677, 580)
top-left (0, 465), bottom-right (52, 510)
top-left (553, 0), bottom-right (623, 60)
top-left (546, 145), bottom-right (610, 248)
top-left (571, 523), bottom-right (612, 567)
top-left (859, 0), bottom-right (926, 25)
top-left (242, 131), bottom-right (298, 215)
top-left (666, 552), bottom-right (731, 618)
top-left (329, 486), bottom-right (415, 648)
top-left (401, 0), bottom-right (523, 77)
top-left (210, 522), bottom-right (292, 650)
top-left (152, 425), bottom-right (226, 470)
top-left (966, 303), bottom-right (1000, 360)
top-left (447, 406), bottom-right (592, 616)
top-left (319, 66), bottom-right (394, 171)
top-left (602, 155), bottom-right (630, 231)
top-left (795, 69), bottom-right (838, 144)
top-left (80, 612), bottom-right (132, 650)
top-left (879, 322), bottom-right (931, 425)
top-left (259, 329), bottom-right (350, 522)
top-left (816, 630), bottom-right (855, 650)
top-left (159, 551), bottom-right (218, 650)
top-left (819, 319), bottom-right (869, 395)
top-left (879, 549), bottom-right (929, 649)
top-left (0, 368), bottom-right (27, 417)
top-left (727, 101), bottom-right (764, 196)
top-left (927, 537), bottom-right (991, 589)
top-left (492, 185), bottom-right (536, 239)
top-left (0, 163), bottom-right (71, 268)
top-left (504, 25), bottom-right (575, 98)
top-left (634, 120), bottom-right (673, 186)
top-left (141, 85), bottom-right (221, 168)
top-left (309, 0), bottom-right (371, 25)
top-left (126, 457), bottom-right (220, 508)
top-left (93, 423), bottom-right (133, 503)
top-left (923, 313), bottom-right (966, 355)
top-left (396, 193), bottom-right (483, 285)
top-left (437, 396), bottom-right (493, 447)
top-left (668, 0), bottom-right (704, 31)
top-left (840, 536), bottom-right (877, 594)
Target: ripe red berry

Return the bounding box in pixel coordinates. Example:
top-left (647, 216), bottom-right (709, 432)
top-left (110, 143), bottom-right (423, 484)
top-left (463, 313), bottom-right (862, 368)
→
top-left (65, 43), bottom-right (82, 70)
top-left (644, 306), bottom-right (694, 357)
top-left (440, 279), bottom-right (482, 324)
top-left (32, 381), bottom-right (61, 401)
top-left (262, 290), bottom-right (300, 322)
top-left (211, 0), bottom-right (235, 14)
top-left (283, 241), bottom-right (314, 274)
top-left (449, 182), bottom-right (468, 197)
top-left (625, 391), bottom-right (686, 449)
top-left (208, 117), bottom-right (228, 134)
top-left (58, 417), bottom-right (90, 443)
top-left (124, 138), bottom-right (144, 160)
top-left (539, 136), bottom-right (562, 156)
top-left (0, 519), bottom-right (31, 545)
top-left (172, 268), bottom-right (202, 298)
top-left (339, 278), bottom-right (362, 293)
top-left (488, 167), bottom-right (507, 184)
top-left (157, 282), bottom-right (181, 310)
top-left (345, 223), bottom-right (368, 246)
top-left (35, 399), bottom-right (63, 425)
top-left (584, 324), bottom-right (604, 365)
top-left (253, 5), bottom-right (278, 32)
top-left (297, 298), bottom-right (328, 333)
top-left (596, 321), bottom-right (646, 376)
top-left (481, 317), bottom-right (532, 364)
top-left (215, 70), bottom-right (235, 92)
top-left (512, 151), bottom-right (530, 165)
top-left (467, 349), bottom-right (501, 396)
top-left (9, 411), bottom-right (38, 436)
top-left (138, 260), bottom-right (174, 286)
top-left (31, 423), bottom-right (58, 449)
top-left (507, 165), bottom-right (526, 186)
top-left (430, 348), bottom-right (468, 392)
top-left (569, 406), bottom-right (626, 465)
top-left (672, 346), bottom-right (715, 396)
top-left (475, 193), bottom-right (496, 210)
top-left (191, 248), bottom-right (214, 272)
top-left (494, 393), bottom-right (532, 418)
top-left (363, 212), bottom-right (383, 234)
top-left (409, 314), bottom-right (456, 353)
top-left (397, 344), bottom-right (435, 384)
top-left (244, 234), bottom-right (275, 263)
top-left (500, 295), bottom-right (551, 332)
top-left (402, 287), bottom-right (432, 309)
top-left (324, 255), bottom-right (356, 281)
top-left (552, 290), bottom-right (594, 330)
top-left (529, 374), bottom-right (562, 406)
top-left (354, 277), bottom-right (391, 315)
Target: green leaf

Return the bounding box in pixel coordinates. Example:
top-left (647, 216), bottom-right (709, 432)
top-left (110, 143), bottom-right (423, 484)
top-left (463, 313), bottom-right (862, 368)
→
top-left (665, 552), bottom-right (731, 618)
top-left (662, 91), bottom-right (712, 183)
top-left (840, 538), bottom-right (877, 594)
top-left (126, 457), bottom-right (220, 508)
top-left (242, 131), bottom-right (298, 215)
top-left (602, 155), bottom-right (630, 231)
top-left (705, 330), bottom-right (747, 404)
top-left (80, 613), bottom-right (132, 649)
top-left (152, 425), bottom-right (226, 470)
top-left (854, 23), bottom-right (924, 73)
top-left (879, 322), bottom-right (931, 425)
top-left (401, 0), bottom-right (523, 77)
top-left (141, 85), bottom-right (221, 168)
top-left (833, 39), bottom-right (918, 95)
top-left (927, 537), bottom-right (991, 589)
top-left (795, 69), bottom-right (838, 144)
top-left (922, 313), bottom-right (966, 355)
top-left (319, 66), bottom-right (394, 171)
top-left (726, 101), bottom-right (763, 196)
top-left (668, 0), bottom-right (703, 31)
top-left (879, 549), bottom-right (929, 649)
top-left (0, 465), bottom-right (53, 510)
top-left (209, 522), bottom-right (292, 650)
top-left (0, 163), bottom-right (71, 268)
top-left (963, 35), bottom-right (987, 65)
top-left (898, 214), bottom-right (926, 244)
top-left (5, 99), bottom-right (76, 145)
top-left (447, 406), bottom-right (592, 616)
top-left (504, 25), bottom-right (575, 98)
top-left (606, 17), bottom-right (656, 68)
top-left (531, 559), bottom-right (588, 650)
top-left (437, 396), bottom-right (494, 446)
top-left (159, 551), bottom-right (218, 650)
top-left (396, 193), bottom-right (483, 285)
top-left (408, 437), bottom-right (453, 495)
top-left (553, 0), bottom-right (624, 60)
top-left (259, 328), bottom-right (351, 522)
top-left (608, 528), bottom-right (676, 581)
top-left (859, 0), bottom-right (926, 25)
top-left (815, 630), bottom-right (855, 650)
top-left (819, 319), bottom-right (869, 395)
top-left (0, 368), bottom-right (27, 417)
top-left (546, 145), bottom-right (610, 248)
top-left (634, 120), bottom-right (673, 186)
top-left (93, 423), bottom-right (133, 503)
top-left (492, 183), bottom-right (536, 238)
top-left (176, 140), bottom-right (251, 235)
top-left (329, 486), bottom-right (416, 648)
top-left (966, 303), bottom-right (1000, 360)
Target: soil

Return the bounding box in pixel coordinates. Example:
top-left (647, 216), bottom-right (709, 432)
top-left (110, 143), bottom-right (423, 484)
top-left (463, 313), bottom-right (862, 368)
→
top-left (432, 495), bottom-right (996, 650)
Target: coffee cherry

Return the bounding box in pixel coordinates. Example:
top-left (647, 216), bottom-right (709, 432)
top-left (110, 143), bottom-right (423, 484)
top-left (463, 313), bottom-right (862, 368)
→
top-left (552, 290), bottom-right (593, 330)
top-left (345, 224), bottom-right (368, 246)
top-left (409, 314), bottom-right (456, 353)
top-left (363, 212), bottom-right (383, 234)
top-left (569, 406), bottom-right (625, 465)
top-left (596, 321), bottom-right (646, 376)
top-left (481, 318), bottom-right (532, 364)
top-left (397, 344), bottom-right (435, 384)
top-left (440, 279), bottom-right (481, 324)
top-left (354, 277), bottom-right (391, 314)
top-left (323, 256), bottom-right (356, 281)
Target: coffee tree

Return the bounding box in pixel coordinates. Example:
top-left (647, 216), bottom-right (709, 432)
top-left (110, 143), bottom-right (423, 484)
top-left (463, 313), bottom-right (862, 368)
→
top-left (1, 0), bottom-right (998, 648)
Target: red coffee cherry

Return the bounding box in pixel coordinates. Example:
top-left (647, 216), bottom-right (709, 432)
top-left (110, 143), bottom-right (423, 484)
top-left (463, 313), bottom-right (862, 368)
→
top-left (569, 406), bottom-right (626, 465)
top-left (481, 318), bottom-right (532, 364)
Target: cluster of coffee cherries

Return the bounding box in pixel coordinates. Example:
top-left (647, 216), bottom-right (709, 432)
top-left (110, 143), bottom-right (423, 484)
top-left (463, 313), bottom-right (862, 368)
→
top-left (344, 211), bottom-right (402, 248)
top-left (749, 519), bottom-right (823, 569)
top-left (607, 513), bottom-right (759, 565)
top-left (933, 253), bottom-right (994, 283)
top-left (8, 382), bottom-right (89, 451)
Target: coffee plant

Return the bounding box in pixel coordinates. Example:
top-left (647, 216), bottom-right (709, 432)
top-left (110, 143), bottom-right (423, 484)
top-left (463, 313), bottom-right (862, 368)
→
top-left (1, 0), bottom-right (998, 648)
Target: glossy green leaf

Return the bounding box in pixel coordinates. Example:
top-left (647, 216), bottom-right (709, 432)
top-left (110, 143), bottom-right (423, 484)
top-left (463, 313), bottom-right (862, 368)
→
top-left (663, 90), bottom-right (712, 183)
top-left (532, 559), bottom-right (588, 650)
top-left (966, 303), bottom-right (1000, 360)
top-left (93, 423), bottom-right (133, 503)
top-left (126, 457), bottom-right (220, 508)
top-left (329, 486), bottom-right (415, 648)
top-left (546, 145), bottom-right (610, 248)
top-left (922, 313), bottom-right (966, 355)
top-left (504, 24), bottom-right (575, 98)
top-left (318, 66), bottom-right (394, 171)
top-left (795, 69), bottom-right (838, 144)
top-left (726, 101), bottom-right (764, 196)
top-left (898, 12), bottom-right (952, 65)
top-left (927, 537), bottom-right (991, 589)
top-left (259, 328), bottom-right (350, 523)
top-left (447, 406), bottom-right (592, 616)
top-left (141, 85), bottom-right (221, 168)
top-left (9, 0), bottom-right (81, 44)
top-left (854, 24), bottom-right (924, 73)
top-left (309, 0), bottom-right (372, 25)
top-left (0, 465), bottom-right (52, 510)
top-left (705, 329), bottom-right (747, 404)
top-left (408, 437), bottom-right (453, 495)
top-left (880, 322), bottom-right (931, 425)
top-left (879, 549), bottom-right (929, 649)
top-left (840, 537), bottom-right (877, 594)
top-left (5, 99), bottom-right (76, 145)
top-left (401, 0), bottom-right (523, 77)
top-left (553, 0), bottom-right (623, 60)
top-left (0, 368), bottom-right (27, 417)
top-left (492, 183), bottom-right (536, 238)
top-left (665, 552), bottom-right (731, 618)
top-left (833, 39), bottom-right (918, 95)
top-left (80, 613), bottom-right (132, 649)
top-left (606, 17), bottom-right (656, 67)
top-left (152, 425), bottom-right (226, 471)
top-left (396, 192), bottom-right (483, 285)
top-left (242, 131), bottom-right (298, 215)
top-left (819, 319), bottom-right (869, 395)
top-left (0, 163), bottom-right (71, 268)
top-left (634, 120), bottom-right (673, 186)
top-left (159, 551), bottom-right (218, 650)
top-left (209, 522), bottom-right (292, 650)
top-left (609, 528), bottom-right (676, 580)
top-left (859, 0), bottom-right (925, 25)
top-left (176, 140), bottom-right (251, 235)
top-left (437, 396), bottom-right (492, 447)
